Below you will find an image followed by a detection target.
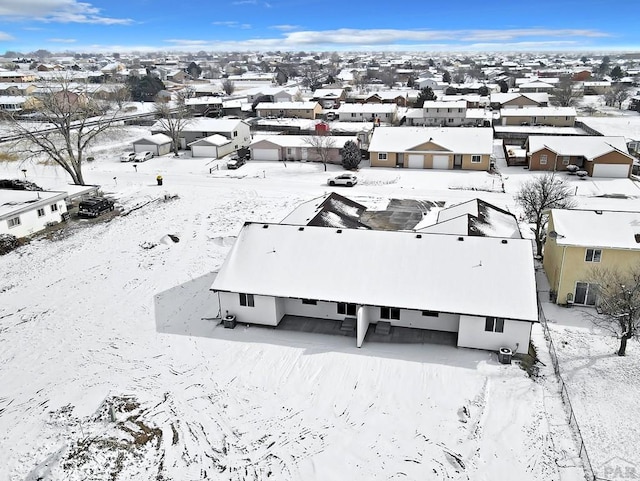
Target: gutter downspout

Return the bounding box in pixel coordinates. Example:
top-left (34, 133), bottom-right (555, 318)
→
top-left (558, 244), bottom-right (567, 304)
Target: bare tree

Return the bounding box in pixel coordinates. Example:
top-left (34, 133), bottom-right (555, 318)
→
top-left (515, 173), bottom-right (576, 257)
top-left (552, 78), bottom-right (582, 107)
top-left (303, 134), bottom-right (337, 171)
top-left (221, 78), bottom-right (235, 96)
top-left (585, 265), bottom-right (640, 356)
top-left (153, 101), bottom-right (191, 156)
top-left (7, 78), bottom-right (122, 185)
top-left (604, 84), bottom-right (630, 109)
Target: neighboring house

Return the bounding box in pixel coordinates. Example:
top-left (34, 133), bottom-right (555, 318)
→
top-left (439, 94), bottom-right (484, 108)
top-left (499, 107), bottom-right (576, 127)
top-left (249, 135), bottom-right (358, 162)
top-left (583, 81), bottom-right (612, 95)
top-left (336, 103), bottom-right (398, 123)
top-left (418, 199), bottom-right (521, 238)
top-left (0, 83), bottom-right (36, 96)
top-left (526, 136), bottom-right (633, 177)
top-left (280, 192), bottom-right (370, 229)
top-left (0, 72), bottom-right (37, 83)
top-left (246, 86), bottom-right (295, 104)
top-left (405, 100), bottom-right (467, 127)
top-left (0, 189), bottom-right (68, 238)
top-left (0, 95), bottom-right (27, 113)
top-left (211, 223), bottom-right (538, 352)
top-left (132, 133), bottom-right (173, 156)
top-left (489, 92), bottom-right (549, 109)
top-left (151, 118), bottom-right (251, 150)
top-left (311, 88), bottom-right (347, 108)
top-left (255, 101), bottom-right (322, 120)
top-left (543, 209), bottom-right (640, 306)
top-left (189, 134), bottom-right (234, 158)
top-left (368, 127), bottom-right (494, 171)
top-left (185, 96), bottom-right (223, 117)
top-left (361, 91), bottom-right (408, 107)
top-left (518, 80), bottom-right (555, 93)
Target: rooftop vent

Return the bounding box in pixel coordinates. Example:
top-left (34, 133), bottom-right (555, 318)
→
top-left (635, 233), bottom-right (640, 244)
top-left (416, 234), bottom-right (422, 238)
top-left (595, 210), bottom-right (603, 215)
top-left (501, 239), bottom-right (508, 244)
top-left (336, 229), bottom-right (343, 233)
top-left (262, 224), bottom-right (269, 229)
top-left (298, 227), bottom-right (304, 231)
top-left (457, 236), bottom-right (464, 241)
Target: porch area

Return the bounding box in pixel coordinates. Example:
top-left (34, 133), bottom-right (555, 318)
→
top-left (277, 315), bottom-right (458, 347)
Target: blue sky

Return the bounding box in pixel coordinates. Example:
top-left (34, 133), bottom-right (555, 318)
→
top-left (0, 0), bottom-right (638, 54)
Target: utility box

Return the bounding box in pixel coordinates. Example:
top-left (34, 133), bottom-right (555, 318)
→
top-left (498, 347), bottom-right (512, 364)
top-left (223, 314), bottom-right (236, 329)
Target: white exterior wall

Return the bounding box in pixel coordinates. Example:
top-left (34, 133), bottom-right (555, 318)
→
top-left (282, 298), bottom-right (347, 320)
top-left (218, 291), bottom-right (282, 326)
top-left (356, 306), bottom-right (370, 348)
top-left (1, 200), bottom-right (68, 238)
top-left (367, 307), bottom-right (459, 332)
top-left (234, 123), bottom-right (252, 149)
top-left (457, 314), bottom-right (532, 351)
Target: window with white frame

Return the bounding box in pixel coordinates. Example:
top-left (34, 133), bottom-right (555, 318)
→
top-left (239, 293), bottom-right (255, 307)
top-left (471, 155), bottom-right (482, 163)
top-left (562, 156), bottom-right (570, 165)
top-left (484, 317), bottom-right (504, 333)
top-left (337, 302), bottom-right (357, 316)
top-left (585, 248), bottom-right (602, 263)
top-left (301, 299), bottom-right (317, 305)
top-left (378, 152), bottom-right (388, 161)
top-left (51, 203), bottom-right (58, 212)
top-left (380, 307), bottom-right (400, 320)
top-left (422, 310), bottom-right (439, 317)
top-left (37, 208), bottom-right (45, 217)
top-left (540, 154), bottom-right (548, 165)
top-left (7, 216), bottom-right (21, 228)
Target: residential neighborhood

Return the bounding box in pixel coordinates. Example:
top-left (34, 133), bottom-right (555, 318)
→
top-left (1, 20), bottom-right (640, 481)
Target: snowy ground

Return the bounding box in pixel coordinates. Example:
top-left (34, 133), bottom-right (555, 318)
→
top-left (1, 124), bottom-right (637, 480)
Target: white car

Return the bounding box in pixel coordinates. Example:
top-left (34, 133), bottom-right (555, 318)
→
top-left (327, 173), bottom-right (357, 187)
top-left (134, 151), bottom-right (153, 162)
top-left (120, 152), bottom-right (136, 162)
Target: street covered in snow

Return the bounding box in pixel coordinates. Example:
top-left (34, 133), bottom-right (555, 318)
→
top-left (1, 124), bottom-right (638, 480)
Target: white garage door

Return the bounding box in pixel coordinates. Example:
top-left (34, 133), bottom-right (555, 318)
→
top-left (252, 148), bottom-right (280, 161)
top-left (592, 163), bottom-right (630, 178)
top-left (407, 154), bottom-right (424, 169)
top-left (432, 155), bottom-right (450, 170)
top-left (191, 145), bottom-right (218, 158)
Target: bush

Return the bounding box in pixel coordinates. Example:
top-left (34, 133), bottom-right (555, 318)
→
top-left (0, 234), bottom-right (18, 255)
top-left (340, 140), bottom-right (361, 170)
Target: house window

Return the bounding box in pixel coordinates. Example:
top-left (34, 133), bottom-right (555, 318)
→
top-left (37, 208), bottom-right (45, 217)
top-left (51, 203), bottom-right (58, 212)
top-left (380, 307), bottom-right (400, 320)
top-left (287, 148), bottom-right (293, 155)
top-left (485, 317), bottom-right (505, 332)
top-left (585, 248), bottom-right (602, 263)
top-left (422, 310), bottom-right (439, 317)
top-left (562, 156), bottom-right (570, 166)
top-left (575, 282), bottom-right (598, 306)
top-left (378, 152), bottom-right (388, 161)
top-left (540, 154), bottom-right (548, 165)
top-left (233, 131), bottom-right (238, 137)
top-left (448, 118), bottom-right (454, 123)
top-left (239, 293), bottom-right (255, 307)
top-left (471, 155), bottom-right (481, 163)
top-left (301, 299), bottom-right (317, 305)
top-left (7, 216), bottom-right (21, 228)
top-left (337, 302), bottom-right (357, 316)
top-left (351, 113), bottom-right (356, 118)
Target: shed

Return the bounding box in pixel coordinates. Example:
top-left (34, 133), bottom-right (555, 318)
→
top-left (189, 134), bottom-right (234, 158)
top-left (133, 133), bottom-right (173, 156)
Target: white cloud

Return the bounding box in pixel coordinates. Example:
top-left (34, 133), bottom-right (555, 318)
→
top-left (270, 24), bottom-right (301, 31)
top-left (213, 21), bottom-right (252, 29)
top-left (0, 0), bottom-right (133, 25)
top-left (47, 37), bottom-right (76, 43)
top-left (0, 31), bottom-right (15, 40)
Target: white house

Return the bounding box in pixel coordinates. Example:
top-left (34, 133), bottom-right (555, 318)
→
top-left (249, 135), bottom-right (358, 162)
top-left (0, 189), bottom-right (68, 238)
top-left (132, 133), bottom-right (173, 156)
top-left (335, 103), bottom-right (398, 123)
top-left (211, 223), bottom-right (538, 352)
top-left (151, 118), bottom-right (251, 151)
top-left (189, 134), bottom-right (233, 158)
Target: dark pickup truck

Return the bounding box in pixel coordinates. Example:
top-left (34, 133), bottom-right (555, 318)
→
top-left (78, 197), bottom-right (115, 218)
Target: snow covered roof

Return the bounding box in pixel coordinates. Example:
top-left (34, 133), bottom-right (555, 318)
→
top-left (0, 189), bottom-right (68, 219)
top-left (255, 101), bottom-right (319, 110)
top-left (211, 223), bottom-right (538, 322)
top-left (423, 100), bottom-right (467, 109)
top-left (280, 193), bottom-right (368, 229)
top-left (134, 133), bottom-right (172, 145)
top-left (312, 88), bottom-right (345, 98)
top-left (368, 127), bottom-right (494, 154)
top-left (337, 104), bottom-right (398, 114)
top-left (188, 134), bottom-right (231, 147)
top-left (489, 92), bottom-right (549, 104)
top-left (250, 135), bottom-right (357, 149)
top-left (550, 209), bottom-right (640, 250)
top-left (152, 118), bottom-right (246, 133)
top-left (527, 136), bottom-right (632, 160)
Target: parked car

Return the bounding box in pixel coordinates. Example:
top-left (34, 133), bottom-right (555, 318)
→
top-left (134, 151), bottom-right (153, 162)
top-left (120, 152), bottom-right (136, 162)
top-left (327, 173), bottom-right (358, 187)
top-left (78, 197), bottom-right (115, 218)
top-left (227, 157), bottom-right (246, 169)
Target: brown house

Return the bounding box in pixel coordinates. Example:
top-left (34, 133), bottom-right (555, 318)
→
top-left (500, 107), bottom-right (575, 127)
top-left (526, 136), bottom-right (633, 177)
top-left (255, 101), bottom-right (322, 120)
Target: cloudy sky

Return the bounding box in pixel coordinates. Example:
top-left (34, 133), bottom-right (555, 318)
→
top-left (0, 0), bottom-right (637, 54)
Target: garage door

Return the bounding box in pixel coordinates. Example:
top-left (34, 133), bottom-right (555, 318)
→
top-left (432, 155), bottom-right (450, 170)
top-left (252, 148), bottom-right (280, 161)
top-left (407, 154), bottom-right (424, 169)
top-left (592, 163), bottom-right (630, 178)
top-left (191, 146), bottom-right (218, 158)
